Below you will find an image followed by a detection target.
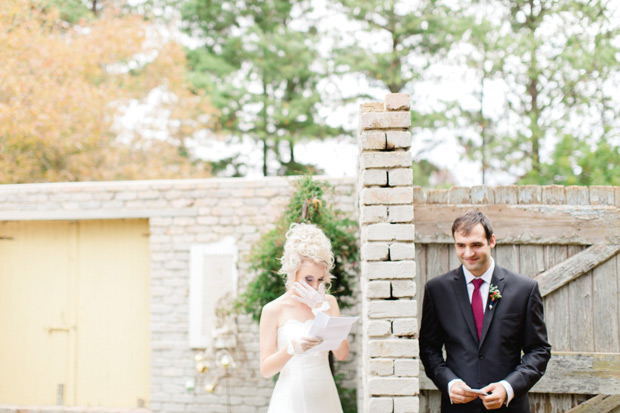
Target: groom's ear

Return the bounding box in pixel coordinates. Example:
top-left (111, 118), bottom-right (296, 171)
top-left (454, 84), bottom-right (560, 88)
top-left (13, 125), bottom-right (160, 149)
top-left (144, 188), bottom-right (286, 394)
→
top-left (489, 234), bottom-right (496, 248)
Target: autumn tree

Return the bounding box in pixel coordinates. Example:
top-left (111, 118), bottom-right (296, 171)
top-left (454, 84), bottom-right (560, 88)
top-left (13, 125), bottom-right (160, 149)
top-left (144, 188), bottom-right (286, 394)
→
top-left (0, 0), bottom-right (218, 184)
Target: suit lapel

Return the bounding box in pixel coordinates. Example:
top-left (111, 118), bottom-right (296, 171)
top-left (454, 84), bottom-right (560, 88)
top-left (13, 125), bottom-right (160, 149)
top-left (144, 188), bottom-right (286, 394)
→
top-left (451, 266), bottom-right (479, 343)
top-left (479, 266), bottom-right (506, 348)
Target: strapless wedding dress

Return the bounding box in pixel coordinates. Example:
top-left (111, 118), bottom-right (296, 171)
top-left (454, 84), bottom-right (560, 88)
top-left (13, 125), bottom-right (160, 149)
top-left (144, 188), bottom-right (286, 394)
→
top-left (267, 319), bottom-right (343, 413)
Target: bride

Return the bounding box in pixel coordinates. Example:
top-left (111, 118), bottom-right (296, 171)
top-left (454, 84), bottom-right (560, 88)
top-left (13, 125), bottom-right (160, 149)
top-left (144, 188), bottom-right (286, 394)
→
top-left (259, 223), bottom-right (349, 413)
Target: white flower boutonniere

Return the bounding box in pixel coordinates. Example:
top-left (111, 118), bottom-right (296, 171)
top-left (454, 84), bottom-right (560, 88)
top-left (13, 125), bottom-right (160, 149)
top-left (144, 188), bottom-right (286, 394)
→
top-left (489, 284), bottom-right (502, 309)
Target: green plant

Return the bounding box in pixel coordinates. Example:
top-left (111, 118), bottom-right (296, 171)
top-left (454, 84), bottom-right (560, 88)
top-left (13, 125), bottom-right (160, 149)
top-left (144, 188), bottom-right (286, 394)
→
top-left (334, 373), bottom-right (358, 413)
top-left (237, 176), bottom-right (358, 322)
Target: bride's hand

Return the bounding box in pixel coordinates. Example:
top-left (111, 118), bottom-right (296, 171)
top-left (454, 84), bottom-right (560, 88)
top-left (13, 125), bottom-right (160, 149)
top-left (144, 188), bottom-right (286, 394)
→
top-left (292, 281), bottom-right (330, 315)
top-left (287, 336), bottom-right (323, 355)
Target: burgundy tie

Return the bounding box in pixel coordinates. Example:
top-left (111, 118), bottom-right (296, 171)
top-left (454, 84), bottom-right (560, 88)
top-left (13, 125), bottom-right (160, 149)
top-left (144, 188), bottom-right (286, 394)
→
top-left (472, 278), bottom-right (484, 340)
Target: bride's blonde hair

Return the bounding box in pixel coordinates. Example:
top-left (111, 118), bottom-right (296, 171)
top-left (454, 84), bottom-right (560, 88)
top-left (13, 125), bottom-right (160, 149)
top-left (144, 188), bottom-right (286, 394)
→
top-left (279, 223), bottom-right (335, 289)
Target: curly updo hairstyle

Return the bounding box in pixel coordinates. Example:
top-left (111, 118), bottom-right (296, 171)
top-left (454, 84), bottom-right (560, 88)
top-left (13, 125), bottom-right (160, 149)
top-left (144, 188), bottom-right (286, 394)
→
top-left (279, 223), bottom-right (335, 290)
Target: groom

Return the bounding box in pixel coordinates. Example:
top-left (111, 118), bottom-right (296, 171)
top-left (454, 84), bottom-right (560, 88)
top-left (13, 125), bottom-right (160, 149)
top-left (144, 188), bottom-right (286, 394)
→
top-left (419, 210), bottom-right (551, 412)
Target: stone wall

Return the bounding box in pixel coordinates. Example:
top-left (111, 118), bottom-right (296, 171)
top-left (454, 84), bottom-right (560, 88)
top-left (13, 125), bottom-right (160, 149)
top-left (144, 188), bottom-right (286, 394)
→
top-left (0, 176), bottom-right (358, 413)
top-left (357, 94), bottom-right (419, 413)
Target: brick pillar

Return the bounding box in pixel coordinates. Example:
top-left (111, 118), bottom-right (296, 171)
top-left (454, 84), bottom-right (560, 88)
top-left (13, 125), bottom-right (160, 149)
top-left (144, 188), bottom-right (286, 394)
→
top-left (358, 94), bottom-right (419, 413)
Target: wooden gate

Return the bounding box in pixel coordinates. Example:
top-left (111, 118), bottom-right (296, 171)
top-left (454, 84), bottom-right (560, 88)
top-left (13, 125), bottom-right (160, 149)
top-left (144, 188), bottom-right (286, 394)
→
top-left (413, 186), bottom-right (620, 413)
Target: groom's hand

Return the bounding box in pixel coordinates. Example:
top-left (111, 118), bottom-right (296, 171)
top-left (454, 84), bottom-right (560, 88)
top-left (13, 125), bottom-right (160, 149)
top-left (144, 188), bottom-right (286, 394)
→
top-left (479, 382), bottom-right (507, 410)
top-left (449, 380), bottom-right (478, 404)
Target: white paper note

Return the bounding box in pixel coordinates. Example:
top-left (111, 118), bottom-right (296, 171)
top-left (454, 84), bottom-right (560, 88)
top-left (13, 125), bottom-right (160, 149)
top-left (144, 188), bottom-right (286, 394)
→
top-left (306, 311), bottom-right (359, 353)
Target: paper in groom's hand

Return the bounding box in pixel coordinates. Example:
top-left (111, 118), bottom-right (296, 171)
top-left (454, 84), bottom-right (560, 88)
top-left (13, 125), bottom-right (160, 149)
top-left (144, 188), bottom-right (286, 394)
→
top-left (305, 311), bottom-right (359, 353)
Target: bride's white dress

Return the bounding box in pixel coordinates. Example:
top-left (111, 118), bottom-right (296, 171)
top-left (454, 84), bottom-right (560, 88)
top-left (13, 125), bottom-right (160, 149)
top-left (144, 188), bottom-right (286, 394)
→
top-left (267, 319), bottom-right (343, 413)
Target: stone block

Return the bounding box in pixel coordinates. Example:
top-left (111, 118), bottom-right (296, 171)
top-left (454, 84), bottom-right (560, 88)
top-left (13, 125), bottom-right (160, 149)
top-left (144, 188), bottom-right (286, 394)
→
top-left (366, 280), bottom-right (391, 298)
top-left (385, 93), bottom-right (411, 111)
top-left (388, 168), bottom-right (414, 187)
top-left (360, 151), bottom-right (412, 169)
top-left (362, 169), bottom-right (388, 187)
top-left (368, 397), bottom-right (394, 412)
top-left (360, 205), bottom-right (388, 224)
top-left (392, 318), bottom-right (418, 336)
top-left (391, 280), bottom-right (416, 297)
top-left (369, 338), bottom-right (419, 358)
top-left (369, 300), bottom-right (417, 318)
top-left (394, 396), bottom-right (420, 412)
top-left (370, 358), bottom-right (394, 376)
top-left (386, 131), bottom-right (412, 150)
top-left (388, 205), bottom-right (413, 223)
top-left (369, 377), bottom-right (419, 396)
top-left (364, 223), bottom-right (415, 242)
top-left (360, 111), bottom-right (411, 130)
top-left (362, 242), bottom-right (390, 261)
top-left (368, 320), bottom-right (392, 337)
top-left (362, 187), bottom-right (413, 205)
top-left (394, 359), bottom-right (420, 377)
top-left (389, 243), bottom-right (416, 261)
top-left (360, 131), bottom-right (387, 150)
top-left (364, 261), bottom-right (416, 279)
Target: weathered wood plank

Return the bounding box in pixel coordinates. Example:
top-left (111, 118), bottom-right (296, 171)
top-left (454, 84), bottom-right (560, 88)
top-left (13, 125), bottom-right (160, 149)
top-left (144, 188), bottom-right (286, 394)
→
top-left (566, 186), bottom-right (590, 205)
top-left (542, 185), bottom-right (567, 205)
top-left (590, 186), bottom-right (616, 206)
top-left (530, 393), bottom-right (593, 413)
top-left (543, 245), bottom-right (570, 352)
top-left (449, 187), bottom-right (471, 204)
top-left (568, 394), bottom-right (620, 412)
top-left (419, 389), bottom-right (442, 413)
top-left (495, 186), bottom-right (518, 204)
top-left (534, 244), bottom-right (620, 297)
top-left (495, 244), bottom-right (519, 273)
top-left (593, 257), bottom-right (619, 352)
top-left (416, 243), bottom-right (428, 325)
top-left (519, 245), bottom-right (545, 279)
top-left (519, 185), bottom-right (542, 204)
top-left (471, 186), bottom-right (494, 204)
top-left (422, 353), bottom-right (620, 394)
top-left (569, 272), bottom-right (595, 352)
top-left (414, 204), bottom-right (620, 245)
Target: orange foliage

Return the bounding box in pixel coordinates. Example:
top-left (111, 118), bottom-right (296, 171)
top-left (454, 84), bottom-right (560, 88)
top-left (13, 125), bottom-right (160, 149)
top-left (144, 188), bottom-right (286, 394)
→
top-left (0, 0), bottom-right (218, 183)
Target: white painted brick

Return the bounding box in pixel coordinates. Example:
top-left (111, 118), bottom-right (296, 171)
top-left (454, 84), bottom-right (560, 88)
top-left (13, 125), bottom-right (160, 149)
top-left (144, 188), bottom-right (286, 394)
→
top-left (392, 318), bottom-right (418, 337)
top-left (370, 358), bottom-right (394, 376)
top-left (390, 243), bottom-right (416, 260)
top-left (388, 168), bottom-right (413, 186)
top-left (360, 111), bottom-right (411, 130)
top-left (364, 223), bottom-right (415, 242)
top-left (388, 205), bottom-right (413, 222)
top-left (394, 396), bottom-right (420, 412)
top-left (362, 243), bottom-right (389, 261)
top-left (369, 339), bottom-right (419, 358)
top-left (366, 281), bottom-right (391, 298)
top-left (360, 131), bottom-right (387, 150)
top-left (362, 169), bottom-right (388, 186)
top-left (360, 151), bottom-right (412, 169)
top-left (364, 261), bottom-right (416, 279)
top-left (385, 93), bottom-right (410, 111)
top-left (368, 320), bottom-right (392, 336)
top-left (361, 205), bottom-right (388, 224)
top-left (368, 397), bottom-right (394, 412)
top-left (369, 377), bottom-right (419, 396)
top-left (391, 280), bottom-right (416, 297)
top-left (369, 300), bottom-right (417, 318)
top-left (362, 187), bottom-right (413, 205)
top-left (386, 131), bottom-right (412, 150)
top-left (394, 359), bottom-right (420, 377)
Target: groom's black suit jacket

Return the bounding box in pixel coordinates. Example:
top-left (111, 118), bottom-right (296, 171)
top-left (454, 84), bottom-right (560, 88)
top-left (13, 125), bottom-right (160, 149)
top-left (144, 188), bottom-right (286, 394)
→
top-left (419, 265), bottom-right (551, 412)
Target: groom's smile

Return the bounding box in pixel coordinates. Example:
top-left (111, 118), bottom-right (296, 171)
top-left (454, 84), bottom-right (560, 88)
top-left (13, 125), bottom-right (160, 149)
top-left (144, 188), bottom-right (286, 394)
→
top-left (454, 223), bottom-right (496, 276)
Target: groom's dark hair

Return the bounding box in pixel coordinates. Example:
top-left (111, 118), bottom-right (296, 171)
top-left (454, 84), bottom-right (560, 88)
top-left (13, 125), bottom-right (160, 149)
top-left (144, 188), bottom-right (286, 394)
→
top-left (451, 210), bottom-right (494, 243)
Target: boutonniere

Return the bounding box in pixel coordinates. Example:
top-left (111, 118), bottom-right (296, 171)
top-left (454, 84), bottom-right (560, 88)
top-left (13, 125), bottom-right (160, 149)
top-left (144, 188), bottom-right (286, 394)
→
top-left (489, 284), bottom-right (502, 309)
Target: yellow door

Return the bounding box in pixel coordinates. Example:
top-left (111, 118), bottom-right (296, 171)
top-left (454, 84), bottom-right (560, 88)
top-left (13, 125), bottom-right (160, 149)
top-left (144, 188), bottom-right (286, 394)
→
top-left (0, 219), bottom-right (150, 408)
